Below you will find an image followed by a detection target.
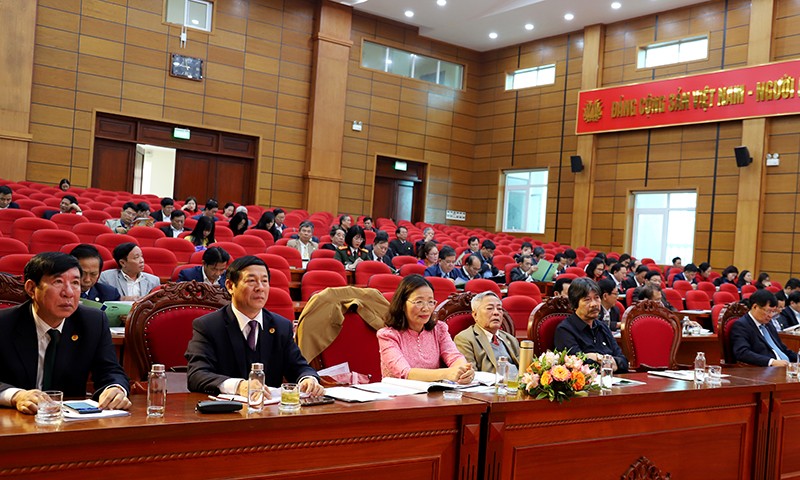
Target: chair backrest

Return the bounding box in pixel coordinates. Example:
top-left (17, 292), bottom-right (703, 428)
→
top-left (265, 286), bottom-right (295, 320)
top-left (139, 247), bottom-right (178, 280)
top-left (306, 258), bottom-right (347, 281)
top-left (366, 273), bottom-right (402, 293)
top-left (710, 303), bottom-right (726, 334)
top-left (0, 274), bottom-right (27, 308)
top-left (51, 213), bottom-right (89, 230)
top-left (81, 210), bottom-right (112, 224)
top-left (11, 218), bottom-right (57, 245)
top-left (0, 209), bottom-right (34, 236)
top-left (464, 278), bottom-right (502, 297)
top-left (620, 300), bottom-right (681, 371)
top-left (398, 263), bottom-right (426, 277)
top-left (127, 226), bottom-right (166, 248)
top-left (528, 296), bottom-right (574, 355)
top-left (231, 235), bottom-right (267, 255)
top-left (0, 254), bottom-right (35, 276)
top-left (712, 291), bottom-right (738, 305)
top-left (255, 253), bottom-right (292, 285)
top-left (301, 270), bottom-right (347, 301)
top-left (672, 280), bottom-right (693, 297)
top-left (502, 295), bottom-right (538, 338)
top-left (73, 223), bottom-right (113, 243)
top-left (506, 281), bottom-right (542, 303)
top-left (718, 283), bottom-right (739, 297)
top-left (242, 228), bottom-right (275, 247)
top-left (391, 255), bottom-right (418, 269)
top-left (696, 281), bottom-right (716, 297)
top-left (565, 266), bottom-right (586, 277)
top-left (95, 233), bottom-right (138, 250)
top-left (354, 260), bottom-right (392, 285)
top-left (266, 245), bottom-right (303, 268)
top-left (0, 238), bottom-right (29, 257)
top-left (685, 290), bottom-right (711, 310)
top-left (741, 284), bottom-right (757, 296)
top-left (433, 291), bottom-right (515, 340)
top-left (125, 281), bottom-right (231, 382)
top-left (315, 310), bottom-right (382, 381)
top-left (310, 248), bottom-right (335, 259)
top-left (153, 237), bottom-right (197, 264)
top-left (718, 302), bottom-right (750, 364)
top-left (28, 229), bottom-right (81, 254)
top-left (171, 263), bottom-right (201, 282)
top-left (662, 288), bottom-right (684, 310)
top-left (425, 276), bottom-right (458, 304)
top-left (210, 241), bottom-right (248, 260)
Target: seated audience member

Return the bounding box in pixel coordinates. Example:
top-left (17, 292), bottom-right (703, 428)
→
top-left (622, 265), bottom-right (649, 291)
top-left (671, 257), bottom-right (682, 269)
top-left (185, 256), bottom-right (323, 396)
top-left (584, 258), bottom-right (607, 282)
top-left (553, 276), bottom-right (572, 297)
top-left (186, 216), bottom-right (216, 249)
top-left (69, 244), bottom-right (120, 303)
top-left (98, 243), bottom-right (160, 301)
top-left (637, 271), bottom-right (676, 311)
top-left (132, 201), bottom-right (154, 227)
top-left (58, 178), bottom-right (71, 191)
top-left (452, 254), bottom-right (484, 286)
top-left (321, 225), bottom-right (346, 251)
top-left (362, 216), bottom-right (375, 232)
top-left (150, 197), bottom-right (174, 222)
top-left (509, 254), bottom-right (538, 283)
top-left (775, 291), bottom-right (800, 330)
top-left (714, 265), bottom-right (739, 286)
top-left (367, 232), bottom-right (395, 269)
top-left (44, 194), bottom-right (82, 219)
top-left (181, 196), bottom-right (199, 214)
top-left (562, 248), bottom-right (578, 267)
top-left (378, 275), bottom-right (474, 383)
top-left (755, 272), bottom-right (772, 290)
top-left (286, 221), bottom-right (318, 260)
top-left (192, 199), bottom-right (219, 222)
top-left (0, 185), bottom-right (20, 209)
top-left (731, 289), bottom-right (798, 366)
top-left (531, 246), bottom-right (546, 264)
top-left (477, 240), bottom-right (499, 277)
top-left (617, 253), bottom-right (632, 269)
top-left (253, 211), bottom-right (281, 242)
top-left (673, 263), bottom-right (699, 284)
top-left (609, 263), bottom-right (628, 289)
top-left (597, 278), bottom-right (621, 331)
top-left (414, 227), bottom-right (437, 254)
top-left (454, 291), bottom-right (520, 375)
top-left (221, 202), bottom-right (236, 221)
top-left (105, 201), bottom-right (137, 234)
top-left (737, 270), bottom-right (753, 289)
top-left (775, 278), bottom-right (800, 303)
top-left (697, 262), bottom-right (713, 282)
top-left (554, 278), bottom-right (629, 372)
top-left (228, 211), bottom-right (249, 236)
top-left (0, 252), bottom-right (130, 414)
top-left (178, 246), bottom-right (230, 288)
top-left (160, 210), bottom-right (187, 238)
top-left (456, 236), bottom-right (481, 265)
top-left (338, 214), bottom-right (352, 230)
top-left (513, 242), bottom-right (534, 263)
top-left (554, 253), bottom-right (569, 275)
top-left (334, 226), bottom-right (369, 269)
top-left (272, 208), bottom-right (286, 234)
top-left (424, 245), bottom-right (457, 279)
top-left (417, 241), bottom-right (439, 269)
top-left (389, 226), bottom-right (415, 257)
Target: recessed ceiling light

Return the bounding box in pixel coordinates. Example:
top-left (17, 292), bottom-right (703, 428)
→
top-left (564, 13), bottom-right (575, 21)
top-left (524, 23), bottom-right (534, 31)
top-left (611, 2), bottom-right (622, 9)
top-left (437, 0), bottom-right (447, 6)
top-left (404, 9), bottom-right (414, 18)
top-left (489, 32), bottom-right (498, 39)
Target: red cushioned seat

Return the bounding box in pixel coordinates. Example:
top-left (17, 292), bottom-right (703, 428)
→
top-left (73, 223), bottom-right (113, 243)
top-left (506, 281), bottom-right (543, 304)
top-left (464, 278), bottom-right (502, 297)
top-left (310, 248), bottom-right (335, 259)
top-left (154, 237), bottom-right (196, 264)
top-left (266, 245), bottom-right (303, 268)
top-left (209, 241), bottom-right (248, 260)
top-left (662, 288), bottom-right (684, 310)
top-left (29, 229), bottom-right (80, 254)
top-left (398, 263), bottom-right (426, 277)
top-left (242, 228), bottom-right (275, 247)
top-left (128, 226), bottom-right (166, 248)
top-left (712, 291), bottom-right (738, 306)
top-left (366, 273), bottom-right (402, 294)
top-left (529, 296), bottom-right (573, 355)
top-left (620, 300), bottom-right (680, 371)
top-left (685, 290), bottom-right (711, 310)
top-left (301, 270), bottom-right (347, 301)
top-left (307, 258), bottom-right (347, 281)
top-left (140, 247), bottom-right (178, 281)
top-left (95, 233), bottom-right (138, 251)
top-left (0, 209), bottom-right (35, 236)
top-left (391, 255), bottom-right (419, 269)
top-left (318, 310), bottom-right (382, 381)
top-left (254, 253), bottom-right (293, 286)
top-left (354, 260), bottom-right (392, 286)
top-left (51, 213), bottom-right (88, 231)
top-left (231, 235), bottom-right (267, 256)
top-left (696, 281), bottom-right (716, 298)
top-left (11, 218), bottom-right (57, 246)
top-left (502, 295), bottom-right (538, 338)
top-left (265, 287), bottom-right (295, 320)
top-left (0, 254), bottom-right (35, 276)
top-left (425, 276), bottom-right (458, 304)
top-left (0, 238), bottom-right (29, 257)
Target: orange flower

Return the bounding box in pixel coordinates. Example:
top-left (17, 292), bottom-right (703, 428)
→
top-left (550, 365), bottom-right (570, 382)
top-left (572, 370), bottom-right (586, 391)
top-left (540, 371), bottom-right (552, 386)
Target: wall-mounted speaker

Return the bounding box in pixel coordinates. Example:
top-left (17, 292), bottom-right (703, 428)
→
top-left (570, 155), bottom-right (584, 173)
top-left (734, 146), bottom-right (752, 167)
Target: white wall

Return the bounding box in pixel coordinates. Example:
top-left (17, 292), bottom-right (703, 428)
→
top-left (140, 144), bottom-right (176, 198)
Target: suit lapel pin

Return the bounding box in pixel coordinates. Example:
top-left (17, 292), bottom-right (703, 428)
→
top-left (71, 334), bottom-right (79, 341)
top-left (269, 327), bottom-right (275, 334)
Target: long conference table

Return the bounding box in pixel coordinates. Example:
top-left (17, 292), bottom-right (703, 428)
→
top-left (0, 368), bottom-right (798, 480)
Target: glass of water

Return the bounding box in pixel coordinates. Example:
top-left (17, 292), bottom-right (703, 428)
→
top-left (35, 391), bottom-right (63, 425)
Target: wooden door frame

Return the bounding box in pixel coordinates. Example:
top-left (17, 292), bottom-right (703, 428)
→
top-left (370, 153), bottom-right (428, 223)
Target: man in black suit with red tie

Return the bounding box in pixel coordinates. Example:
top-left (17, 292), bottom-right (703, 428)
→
top-left (731, 289), bottom-right (798, 367)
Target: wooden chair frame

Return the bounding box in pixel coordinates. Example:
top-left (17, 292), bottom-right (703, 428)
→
top-left (433, 291), bottom-right (515, 336)
top-left (527, 296), bottom-right (573, 355)
top-left (717, 302), bottom-right (750, 365)
top-left (0, 274), bottom-right (27, 307)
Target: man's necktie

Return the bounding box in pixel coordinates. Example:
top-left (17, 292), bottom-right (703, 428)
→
top-left (760, 324), bottom-right (789, 361)
top-left (492, 335), bottom-right (500, 346)
top-left (42, 329), bottom-right (60, 390)
top-left (247, 320), bottom-right (258, 351)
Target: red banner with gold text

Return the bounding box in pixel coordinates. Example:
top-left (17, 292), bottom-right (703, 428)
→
top-left (576, 60), bottom-right (800, 134)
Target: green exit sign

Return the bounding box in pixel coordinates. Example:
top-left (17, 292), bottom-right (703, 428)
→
top-left (173, 128), bottom-right (191, 140)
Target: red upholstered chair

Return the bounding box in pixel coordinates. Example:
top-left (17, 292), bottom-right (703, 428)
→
top-left (171, 263), bottom-right (201, 281)
top-left (95, 233), bottom-right (138, 251)
top-left (266, 245), bottom-right (303, 268)
top-left (672, 280), bottom-right (693, 299)
top-left (741, 284), bottom-right (757, 298)
top-left (662, 288), bottom-right (684, 310)
top-left (11, 218), bottom-right (57, 246)
top-left (718, 283), bottom-right (740, 298)
top-left (506, 281), bottom-right (542, 303)
top-left (127, 226), bottom-right (166, 248)
top-left (306, 258), bottom-right (347, 281)
top-left (301, 270), bottom-right (347, 301)
top-left (265, 287), bottom-right (295, 320)
top-left (710, 303), bottom-right (727, 334)
top-left (0, 254), bottom-right (35, 276)
top-left (209, 241), bottom-right (248, 260)
top-left (73, 223), bottom-right (113, 243)
top-left (255, 253), bottom-right (292, 286)
top-left (366, 273), bottom-right (402, 294)
top-left (696, 281), bottom-right (716, 298)
top-left (528, 296), bottom-right (574, 355)
top-left (231, 235), bottom-right (267, 255)
top-left (433, 291), bottom-right (515, 340)
top-left (392, 255), bottom-right (419, 269)
top-left (426, 276), bottom-right (458, 304)
top-left (503, 295), bottom-right (538, 338)
top-left (565, 266), bottom-right (586, 277)
top-left (243, 228), bottom-right (275, 247)
top-left (0, 274), bottom-right (27, 308)
top-left (125, 282), bottom-right (231, 382)
top-left (153, 237), bottom-right (196, 264)
top-left (354, 260), bottom-right (392, 286)
top-left (267, 269), bottom-right (291, 296)
top-left (140, 247), bottom-right (178, 281)
top-left (310, 248), bottom-right (335, 259)
top-left (0, 238), bottom-right (29, 257)
top-left (15, 199), bottom-right (46, 210)
top-left (464, 278), bottom-right (502, 297)
top-left (50, 213), bottom-right (88, 231)
top-left (712, 291), bottom-right (738, 306)
top-left (620, 300), bottom-right (681, 371)
top-left (29, 229), bottom-right (80, 254)
top-left (81, 210), bottom-right (112, 224)
top-left (767, 285), bottom-right (781, 294)
top-left (493, 255), bottom-right (515, 271)
top-left (0, 209), bottom-right (34, 236)
top-left (717, 302), bottom-right (750, 365)
top-left (31, 205), bottom-right (54, 218)
top-left (214, 225), bottom-right (234, 242)
top-left (57, 243), bottom-right (113, 262)
top-left (399, 263), bottom-right (426, 277)
top-left (685, 290), bottom-right (711, 310)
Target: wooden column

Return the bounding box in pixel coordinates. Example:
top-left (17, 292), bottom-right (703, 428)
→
top-left (303, 0), bottom-right (352, 215)
top-left (571, 24), bottom-right (604, 249)
top-left (733, 0), bottom-right (774, 270)
top-left (0, 0), bottom-right (36, 181)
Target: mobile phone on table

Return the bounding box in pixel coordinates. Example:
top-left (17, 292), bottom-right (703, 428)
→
top-left (64, 401), bottom-right (102, 414)
top-left (299, 395), bottom-right (335, 406)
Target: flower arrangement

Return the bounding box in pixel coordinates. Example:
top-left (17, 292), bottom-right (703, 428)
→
top-left (520, 349), bottom-right (599, 403)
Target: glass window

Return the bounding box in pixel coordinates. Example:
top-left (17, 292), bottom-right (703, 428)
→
top-left (505, 64), bottom-right (556, 91)
top-left (631, 191), bottom-right (697, 264)
top-left (361, 41), bottom-right (464, 89)
top-left (638, 36), bottom-right (708, 69)
top-left (165, 0), bottom-right (212, 32)
top-left (502, 169), bottom-right (548, 233)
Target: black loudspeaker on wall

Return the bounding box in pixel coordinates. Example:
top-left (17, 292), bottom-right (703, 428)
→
top-left (570, 155), bottom-right (584, 173)
top-left (734, 146), bottom-right (752, 167)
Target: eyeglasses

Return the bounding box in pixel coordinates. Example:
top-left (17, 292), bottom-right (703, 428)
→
top-left (407, 299), bottom-right (438, 309)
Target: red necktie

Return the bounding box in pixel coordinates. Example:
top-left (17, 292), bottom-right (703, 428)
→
top-left (492, 335), bottom-right (500, 346)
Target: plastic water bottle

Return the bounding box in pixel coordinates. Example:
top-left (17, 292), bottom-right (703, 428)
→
top-left (682, 316), bottom-right (691, 336)
top-left (248, 362), bottom-right (265, 413)
top-left (694, 352), bottom-right (706, 384)
top-left (147, 363), bottom-right (167, 417)
top-left (496, 356), bottom-right (509, 395)
top-left (600, 354), bottom-right (614, 390)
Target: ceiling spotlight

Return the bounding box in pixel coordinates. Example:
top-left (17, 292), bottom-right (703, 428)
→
top-left (524, 23), bottom-right (534, 31)
top-left (564, 13), bottom-right (575, 20)
top-left (611, 2), bottom-right (622, 9)
top-left (489, 32), bottom-right (498, 39)
top-left (437, 0), bottom-right (447, 6)
top-left (404, 9), bottom-right (414, 18)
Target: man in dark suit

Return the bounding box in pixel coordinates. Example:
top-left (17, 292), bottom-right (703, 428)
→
top-left (69, 244), bottom-right (120, 303)
top-left (178, 247), bottom-right (230, 288)
top-left (150, 197), bottom-right (175, 222)
top-left (366, 231), bottom-right (395, 270)
top-left (621, 265), bottom-right (648, 292)
top-left (775, 291), bottom-right (800, 330)
top-left (0, 252), bottom-right (130, 414)
top-left (476, 240), bottom-right (499, 277)
top-left (0, 185), bottom-right (20, 209)
top-left (389, 226), bottom-right (415, 257)
top-left (185, 255), bottom-right (323, 396)
top-left (731, 289), bottom-right (798, 367)
top-left (598, 278), bottom-right (621, 331)
top-left (509, 255), bottom-right (537, 283)
top-left (43, 194), bottom-right (82, 219)
top-left (424, 245), bottom-right (457, 279)
top-left (160, 210), bottom-right (187, 238)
